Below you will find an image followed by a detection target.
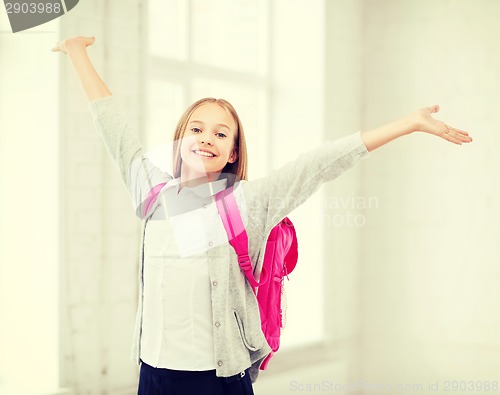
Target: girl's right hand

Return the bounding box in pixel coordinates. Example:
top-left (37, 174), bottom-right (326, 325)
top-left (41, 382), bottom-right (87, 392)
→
top-left (51, 36), bottom-right (96, 54)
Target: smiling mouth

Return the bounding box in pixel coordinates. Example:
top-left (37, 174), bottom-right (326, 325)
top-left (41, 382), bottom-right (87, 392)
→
top-left (192, 149), bottom-right (216, 158)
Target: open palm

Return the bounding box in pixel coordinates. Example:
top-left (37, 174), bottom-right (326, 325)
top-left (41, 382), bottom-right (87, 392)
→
top-left (413, 105), bottom-right (473, 145)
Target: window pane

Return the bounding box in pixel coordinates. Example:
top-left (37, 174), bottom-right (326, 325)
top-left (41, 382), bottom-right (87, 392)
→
top-left (148, 0), bottom-right (189, 60)
top-left (191, 78), bottom-right (269, 180)
top-left (191, 0), bottom-right (268, 75)
top-left (146, 80), bottom-right (186, 175)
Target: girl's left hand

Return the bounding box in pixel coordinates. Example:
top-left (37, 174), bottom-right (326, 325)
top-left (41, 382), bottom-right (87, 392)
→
top-left (411, 105), bottom-right (473, 145)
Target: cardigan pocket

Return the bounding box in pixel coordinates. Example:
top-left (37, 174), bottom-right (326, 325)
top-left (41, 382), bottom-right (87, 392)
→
top-left (233, 310), bottom-right (264, 352)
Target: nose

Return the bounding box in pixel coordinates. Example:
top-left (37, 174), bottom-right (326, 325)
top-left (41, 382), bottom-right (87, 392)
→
top-left (199, 132), bottom-right (214, 145)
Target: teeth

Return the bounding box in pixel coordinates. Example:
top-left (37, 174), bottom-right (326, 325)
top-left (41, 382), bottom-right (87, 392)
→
top-left (194, 150), bottom-right (215, 157)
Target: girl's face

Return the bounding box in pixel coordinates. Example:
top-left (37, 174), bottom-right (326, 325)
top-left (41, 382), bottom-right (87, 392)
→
top-left (179, 102), bottom-right (238, 181)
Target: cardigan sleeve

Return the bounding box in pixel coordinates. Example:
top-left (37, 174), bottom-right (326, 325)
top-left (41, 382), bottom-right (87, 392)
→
top-left (243, 131), bottom-right (369, 236)
top-left (88, 95), bottom-right (172, 217)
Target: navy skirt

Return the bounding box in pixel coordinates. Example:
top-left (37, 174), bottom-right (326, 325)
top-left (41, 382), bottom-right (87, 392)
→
top-left (137, 360), bottom-right (254, 395)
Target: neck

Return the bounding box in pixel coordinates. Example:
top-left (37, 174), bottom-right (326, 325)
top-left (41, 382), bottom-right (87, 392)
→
top-left (179, 167), bottom-right (222, 190)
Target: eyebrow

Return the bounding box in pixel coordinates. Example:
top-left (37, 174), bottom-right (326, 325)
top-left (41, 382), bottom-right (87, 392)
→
top-left (188, 120), bottom-right (232, 131)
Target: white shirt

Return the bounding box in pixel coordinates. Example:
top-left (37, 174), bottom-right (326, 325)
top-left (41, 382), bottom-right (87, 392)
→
top-left (140, 177), bottom-right (231, 370)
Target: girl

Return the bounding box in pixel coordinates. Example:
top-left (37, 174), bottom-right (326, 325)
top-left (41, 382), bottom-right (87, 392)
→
top-left (52, 35), bottom-right (473, 395)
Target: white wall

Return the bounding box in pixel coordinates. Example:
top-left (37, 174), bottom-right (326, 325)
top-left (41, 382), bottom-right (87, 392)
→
top-left (322, 0), bottom-right (366, 385)
top-left (360, 0), bottom-right (500, 391)
top-left (0, 13), bottom-right (61, 395)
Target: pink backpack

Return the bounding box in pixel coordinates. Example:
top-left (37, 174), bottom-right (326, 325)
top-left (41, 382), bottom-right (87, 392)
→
top-left (215, 186), bottom-right (298, 370)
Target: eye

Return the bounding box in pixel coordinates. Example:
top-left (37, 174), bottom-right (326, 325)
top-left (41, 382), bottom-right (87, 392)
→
top-left (216, 132), bottom-right (227, 138)
top-left (191, 127), bottom-right (202, 133)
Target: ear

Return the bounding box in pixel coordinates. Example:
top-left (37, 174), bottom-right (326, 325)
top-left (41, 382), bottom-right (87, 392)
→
top-left (227, 148), bottom-right (238, 164)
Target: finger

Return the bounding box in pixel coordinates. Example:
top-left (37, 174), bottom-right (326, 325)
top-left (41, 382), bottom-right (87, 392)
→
top-left (447, 126), bottom-right (473, 142)
top-left (442, 128), bottom-right (463, 145)
top-left (447, 135), bottom-right (462, 145)
top-left (456, 133), bottom-right (473, 142)
top-left (426, 104), bottom-right (439, 113)
top-left (448, 126), bottom-right (469, 136)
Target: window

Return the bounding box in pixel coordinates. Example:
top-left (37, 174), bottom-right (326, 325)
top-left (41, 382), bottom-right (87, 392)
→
top-left (145, 0), bottom-right (325, 350)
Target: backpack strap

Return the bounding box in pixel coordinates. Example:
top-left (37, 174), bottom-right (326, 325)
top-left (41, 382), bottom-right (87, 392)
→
top-left (215, 187), bottom-right (260, 290)
top-left (281, 217), bottom-right (298, 275)
top-left (142, 182), bottom-right (167, 218)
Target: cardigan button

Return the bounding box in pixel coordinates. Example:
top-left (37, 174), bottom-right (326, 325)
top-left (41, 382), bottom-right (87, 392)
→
top-left (208, 242), bottom-right (213, 247)
top-left (212, 281), bottom-right (218, 286)
top-left (203, 204), bottom-right (208, 208)
top-left (215, 322), bottom-right (221, 327)
top-left (217, 360), bottom-right (223, 366)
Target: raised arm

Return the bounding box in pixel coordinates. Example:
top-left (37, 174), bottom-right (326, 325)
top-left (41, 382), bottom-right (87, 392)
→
top-left (52, 35), bottom-right (171, 218)
top-left (51, 36), bottom-right (111, 102)
top-left (245, 105), bottom-right (473, 236)
top-left (361, 104), bottom-right (473, 152)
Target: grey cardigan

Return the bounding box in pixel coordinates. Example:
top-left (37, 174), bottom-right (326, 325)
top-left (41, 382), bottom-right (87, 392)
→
top-left (88, 95), bottom-right (370, 383)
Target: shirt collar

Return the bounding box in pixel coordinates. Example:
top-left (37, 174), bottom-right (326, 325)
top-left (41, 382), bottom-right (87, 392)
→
top-left (166, 177), bottom-right (228, 198)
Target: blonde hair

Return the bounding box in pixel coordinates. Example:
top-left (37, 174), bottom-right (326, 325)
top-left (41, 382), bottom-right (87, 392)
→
top-left (172, 98), bottom-right (248, 187)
